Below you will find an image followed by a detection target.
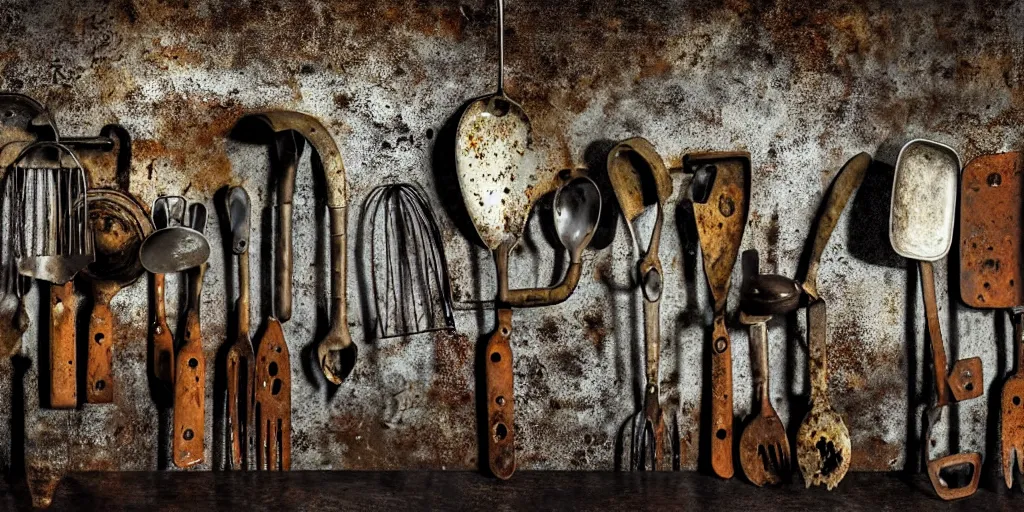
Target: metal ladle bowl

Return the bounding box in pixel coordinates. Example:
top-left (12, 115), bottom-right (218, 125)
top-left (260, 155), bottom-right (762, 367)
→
top-left (553, 176), bottom-right (601, 260)
top-left (139, 220), bottom-right (211, 275)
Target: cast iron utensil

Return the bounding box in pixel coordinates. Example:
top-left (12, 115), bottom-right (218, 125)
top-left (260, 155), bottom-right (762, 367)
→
top-left (793, 152), bottom-right (869, 489)
top-left (171, 203), bottom-right (210, 468)
top-left (225, 187), bottom-right (255, 470)
top-left (957, 151), bottom-right (1024, 490)
top-left (737, 259), bottom-right (798, 486)
top-left (607, 137), bottom-right (671, 471)
top-left (5, 141), bottom-right (93, 408)
top-left (149, 196), bottom-right (186, 387)
top-left (689, 151), bottom-right (750, 479)
top-left (245, 112), bottom-right (350, 386)
top-left (79, 188), bottom-right (152, 403)
top-left (889, 139), bottom-right (983, 500)
top-left (363, 183), bottom-right (456, 338)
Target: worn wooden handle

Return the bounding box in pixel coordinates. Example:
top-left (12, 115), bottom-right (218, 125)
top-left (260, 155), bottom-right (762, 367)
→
top-left (86, 299), bottom-right (115, 403)
top-left (255, 319), bottom-right (292, 471)
top-left (49, 282), bottom-right (77, 409)
top-left (152, 273), bottom-right (174, 386)
top-left (710, 314), bottom-right (734, 479)
top-left (173, 311), bottom-right (205, 468)
top-left (486, 308), bottom-right (515, 480)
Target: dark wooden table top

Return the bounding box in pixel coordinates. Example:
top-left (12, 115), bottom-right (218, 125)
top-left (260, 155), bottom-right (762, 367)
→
top-left (1, 471), bottom-right (1020, 511)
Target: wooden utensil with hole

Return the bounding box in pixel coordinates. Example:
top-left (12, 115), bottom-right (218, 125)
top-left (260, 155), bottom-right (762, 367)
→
top-left (690, 152), bottom-right (750, 479)
top-left (49, 282), bottom-right (77, 408)
top-left (254, 292), bottom-right (291, 470)
top-left (173, 262), bottom-right (207, 468)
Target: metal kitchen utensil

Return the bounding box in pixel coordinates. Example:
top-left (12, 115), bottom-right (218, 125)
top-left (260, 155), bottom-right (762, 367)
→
top-left (246, 112), bottom-right (350, 387)
top-left (453, 0), bottom-right (597, 480)
top-left (254, 264), bottom-right (292, 471)
top-left (6, 141), bottom-right (93, 408)
top-left (793, 152), bottom-right (869, 490)
top-left (79, 188), bottom-right (152, 404)
top-left (689, 151), bottom-right (750, 479)
top-left (172, 203), bottom-right (210, 468)
top-left (0, 174), bottom-right (29, 357)
top-left (363, 183), bottom-right (455, 339)
top-left (738, 264), bottom-right (793, 486)
top-left (889, 139), bottom-right (983, 500)
top-left (224, 187), bottom-right (255, 470)
top-left (606, 137), bottom-right (671, 471)
top-left (139, 196), bottom-right (211, 275)
top-left (149, 196), bottom-right (185, 387)
top-left (272, 132), bottom-right (303, 323)
top-left (957, 151), bottom-right (1023, 490)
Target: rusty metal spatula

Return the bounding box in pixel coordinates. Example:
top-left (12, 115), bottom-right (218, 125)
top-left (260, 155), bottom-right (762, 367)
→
top-left (254, 275), bottom-right (292, 471)
top-left (890, 139), bottom-right (983, 500)
top-left (958, 151), bottom-right (1024, 490)
top-left (225, 187), bottom-right (255, 470)
top-left (690, 151), bottom-right (750, 479)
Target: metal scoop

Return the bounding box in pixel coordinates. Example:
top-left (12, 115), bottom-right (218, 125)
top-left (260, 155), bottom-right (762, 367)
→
top-left (957, 151), bottom-right (1024, 490)
top-left (79, 189), bottom-right (152, 403)
top-left (139, 196), bottom-right (212, 275)
top-left (889, 139), bottom-right (983, 500)
top-left (607, 137), bottom-right (672, 471)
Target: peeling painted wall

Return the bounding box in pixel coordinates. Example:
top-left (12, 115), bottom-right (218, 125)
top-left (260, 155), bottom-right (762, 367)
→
top-left (1, 0), bottom-right (1023, 486)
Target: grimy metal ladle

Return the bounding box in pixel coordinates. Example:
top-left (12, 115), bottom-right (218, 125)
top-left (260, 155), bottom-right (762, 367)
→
top-left (607, 137), bottom-right (671, 471)
top-left (890, 139), bottom-right (983, 500)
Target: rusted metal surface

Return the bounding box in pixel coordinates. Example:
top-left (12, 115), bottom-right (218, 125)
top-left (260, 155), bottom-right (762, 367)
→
top-left (691, 151), bottom-right (749, 479)
top-left (485, 307), bottom-right (514, 479)
top-left (47, 282), bottom-right (76, 409)
top-left (0, 0), bottom-right (1023, 498)
top-left (174, 262), bottom-right (208, 468)
top-left (254, 316), bottom-right (292, 471)
top-left (960, 152), bottom-right (1023, 310)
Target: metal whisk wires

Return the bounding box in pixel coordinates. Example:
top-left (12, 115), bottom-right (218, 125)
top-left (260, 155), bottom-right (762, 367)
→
top-left (363, 183), bottom-right (454, 339)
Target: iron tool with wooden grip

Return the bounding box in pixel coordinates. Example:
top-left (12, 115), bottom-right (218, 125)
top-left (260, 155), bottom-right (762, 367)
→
top-left (890, 139), bottom-right (983, 500)
top-left (957, 151), bottom-right (1023, 490)
top-left (225, 187), bottom-right (255, 470)
top-left (172, 204), bottom-right (210, 468)
top-left (689, 152), bottom-right (750, 479)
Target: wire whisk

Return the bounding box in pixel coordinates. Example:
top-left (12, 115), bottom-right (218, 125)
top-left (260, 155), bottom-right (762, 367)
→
top-left (363, 183), bottom-right (455, 339)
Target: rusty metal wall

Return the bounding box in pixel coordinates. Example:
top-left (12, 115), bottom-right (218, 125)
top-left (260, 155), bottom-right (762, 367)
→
top-left (1, 0), bottom-right (1023, 482)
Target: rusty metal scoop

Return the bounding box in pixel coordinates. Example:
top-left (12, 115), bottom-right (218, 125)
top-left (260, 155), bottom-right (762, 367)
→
top-left (79, 189), bottom-right (152, 403)
top-left (957, 151), bottom-right (1024, 490)
top-left (224, 186), bottom-right (255, 470)
top-left (607, 137), bottom-right (671, 471)
top-left (738, 261), bottom-right (796, 486)
top-left (690, 151), bottom-right (750, 479)
top-left (890, 139), bottom-right (983, 500)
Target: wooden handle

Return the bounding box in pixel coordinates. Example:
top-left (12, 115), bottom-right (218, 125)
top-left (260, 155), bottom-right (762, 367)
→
top-left (151, 273), bottom-right (174, 386)
top-left (173, 309), bottom-right (205, 468)
top-left (86, 297), bottom-right (115, 403)
top-left (710, 314), bottom-right (734, 479)
top-left (486, 308), bottom-right (515, 480)
top-left (49, 282), bottom-right (77, 409)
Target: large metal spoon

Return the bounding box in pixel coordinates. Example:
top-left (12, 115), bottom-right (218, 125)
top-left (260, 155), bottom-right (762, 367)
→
top-left (139, 196), bottom-right (212, 275)
top-left (890, 139), bottom-right (983, 500)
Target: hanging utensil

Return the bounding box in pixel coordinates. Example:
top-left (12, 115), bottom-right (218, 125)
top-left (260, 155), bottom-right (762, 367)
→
top-left (363, 183), bottom-right (456, 339)
top-left (737, 256), bottom-right (798, 486)
top-left (273, 133), bottom-right (303, 323)
top-left (254, 257), bottom-right (292, 471)
top-left (689, 151), bottom-right (750, 479)
top-left (171, 203), bottom-right (210, 468)
top-left (957, 151), bottom-right (1023, 490)
top-left (793, 153), bottom-right (869, 490)
top-left (149, 196), bottom-right (186, 387)
top-left (224, 187), bottom-right (255, 470)
top-left (245, 112), bottom-right (351, 386)
top-left (607, 137), bottom-right (671, 471)
top-left (139, 197), bottom-right (211, 275)
top-left (78, 189), bottom-right (152, 404)
top-left (889, 139), bottom-right (983, 500)
top-left (6, 141), bottom-right (93, 408)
